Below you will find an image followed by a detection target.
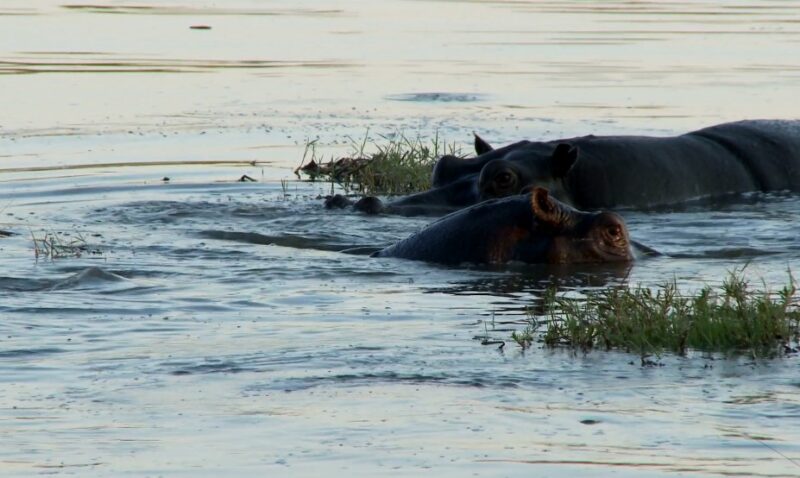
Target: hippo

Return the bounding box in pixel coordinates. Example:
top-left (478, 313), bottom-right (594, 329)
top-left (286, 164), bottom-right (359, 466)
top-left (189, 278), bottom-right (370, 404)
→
top-left (373, 187), bottom-right (646, 265)
top-left (381, 120), bottom-right (800, 212)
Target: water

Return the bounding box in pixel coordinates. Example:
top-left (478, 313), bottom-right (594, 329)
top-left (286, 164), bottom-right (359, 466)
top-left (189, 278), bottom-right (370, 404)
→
top-left (1, 1), bottom-right (799, 476)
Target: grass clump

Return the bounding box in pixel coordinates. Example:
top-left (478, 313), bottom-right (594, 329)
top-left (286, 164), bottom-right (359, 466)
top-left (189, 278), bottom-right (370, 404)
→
top-left (516, 270), bottom-right (800, 360)
top-left (294, 131), bottom-right (461, 196)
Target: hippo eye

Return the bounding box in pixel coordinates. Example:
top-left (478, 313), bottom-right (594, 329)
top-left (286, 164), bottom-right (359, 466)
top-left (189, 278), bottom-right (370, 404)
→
top-left (607, 225), bottom-right (621, 238)
top-left (495, 171), bottom-right (514, 187)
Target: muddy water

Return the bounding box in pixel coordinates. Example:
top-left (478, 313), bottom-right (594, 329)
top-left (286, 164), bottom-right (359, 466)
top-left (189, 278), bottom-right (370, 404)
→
top-left (1, 1), bottom-right (800, 477)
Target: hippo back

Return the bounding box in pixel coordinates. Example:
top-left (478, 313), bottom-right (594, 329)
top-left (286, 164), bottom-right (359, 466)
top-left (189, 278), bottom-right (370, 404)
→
top-left (688, 119), bottom-right (800, 191)
top-left (374, 196), bottom-right (535, 264)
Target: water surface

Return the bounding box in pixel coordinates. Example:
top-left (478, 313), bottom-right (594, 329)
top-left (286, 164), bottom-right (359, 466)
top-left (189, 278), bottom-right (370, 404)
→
top-left (1, 1), bottom-right (799, 476)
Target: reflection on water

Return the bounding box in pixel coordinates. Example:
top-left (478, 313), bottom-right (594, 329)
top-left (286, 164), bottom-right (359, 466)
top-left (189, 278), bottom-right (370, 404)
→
top-left (1, 0), bottom-right (799, 138)
top-left (424, 262), bottom-right (633, 297)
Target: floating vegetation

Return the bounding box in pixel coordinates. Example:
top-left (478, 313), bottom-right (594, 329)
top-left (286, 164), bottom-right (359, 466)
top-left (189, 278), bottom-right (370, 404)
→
top-left (31, 230), bottom-right (102, 260)
top-left (502, 270), bottom-right (800, 361)
top-left (294, 131), bottom-right (461, 196)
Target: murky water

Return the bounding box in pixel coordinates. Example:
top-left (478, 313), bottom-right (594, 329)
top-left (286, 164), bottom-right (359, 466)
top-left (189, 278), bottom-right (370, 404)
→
top-left (1, 1), bottom-right (799, 476)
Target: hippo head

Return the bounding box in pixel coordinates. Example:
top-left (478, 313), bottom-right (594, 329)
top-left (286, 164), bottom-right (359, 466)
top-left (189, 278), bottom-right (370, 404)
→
top-left (398, 136), bottom-right (583, 215)
top-left (528, 187), bottom-right (631, 264)
top-left (374, 187), bottom-right (633, 265)
top-left (478, 143), bottom-right (579, 204)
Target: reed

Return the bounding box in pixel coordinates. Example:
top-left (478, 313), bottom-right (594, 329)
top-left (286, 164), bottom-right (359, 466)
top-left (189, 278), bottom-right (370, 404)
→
top-left (31, 230), bottom-right (97, 260)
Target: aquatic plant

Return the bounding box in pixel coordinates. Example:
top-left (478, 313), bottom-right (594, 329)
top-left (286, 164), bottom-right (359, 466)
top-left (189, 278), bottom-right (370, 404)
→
top-left (31, 230), bottom-right (100, 260)
top-left (511, 270), bottom-right (800, 361)
top-left (510, 325), bottom-right (535, 349)
top-left (294, 131), bottom-right (461, 195)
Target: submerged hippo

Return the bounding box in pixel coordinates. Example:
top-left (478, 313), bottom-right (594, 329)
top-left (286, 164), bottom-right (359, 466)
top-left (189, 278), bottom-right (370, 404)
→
top-left (373, 188), bottom-right (643, 265)
top-left (385, 120), bottom-right (800, 212)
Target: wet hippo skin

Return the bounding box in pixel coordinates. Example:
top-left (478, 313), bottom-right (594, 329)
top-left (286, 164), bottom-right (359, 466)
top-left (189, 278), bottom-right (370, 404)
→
top-left (399, 120), bottom-right (800, 210)
top-left (373, 188), bottom-right (640, 265)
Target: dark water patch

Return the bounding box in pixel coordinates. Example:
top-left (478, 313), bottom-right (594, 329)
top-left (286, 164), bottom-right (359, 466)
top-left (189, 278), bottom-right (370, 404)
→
top-left (621, 190), bottom-right (800, 213)
top-left (157, 345), bottom-right (504, 382)
top-left (220, 266), bottom-right (401, 285)
top-left (0, 8), bottom-right (37, 16)
top-left (0, 348), bottom-right (65, 359)
top-left (474, 458), bottom-right (790, 477)
top-left (159, 351), bottom-right (321, 376)
top-left (171, 360), bottom-right (247, 375)
top-left (670, 248), bottom-right (785, 260)
top-left (199, 229), bottom-right (369, 253)
top-left (0, 58), bottom-right (354, 75)
top-left (158, 345), bottom-right (540, 392)
top-left (386, 92), bottom-right (485, 103)
top-left (499, 1), bottom-right (797, 18)
top-left (0, 276), bottom-right (57, 292)
top-left (0, 183), bottom-right (262, 205)
top-left (250, 372), bottom-right (450, 392)
top-left (474, 39), bottom-right (663, 46)
top-left (19, 51), bottom-right (112, 56)
top-left (0, 159), bottom-right (267, 175)
top-left (129, 243), bottom-right (251, 259)
top-left (1, 306), bottom-right (163, 315)
top-left (119, 319), bottom-right (191, 338)
top-left (60, 4), bottom-right (344, 16)
top-left (170, 301), bottom-right (233, 313)
top-left (247, 371), bottom-right (525, 393)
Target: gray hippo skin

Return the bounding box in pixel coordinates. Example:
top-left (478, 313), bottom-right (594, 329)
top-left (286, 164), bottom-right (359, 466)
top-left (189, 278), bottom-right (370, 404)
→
top-left (397, 120), bottom-right (800, 210)
top-left (373, 187), bottom-right (636, 265)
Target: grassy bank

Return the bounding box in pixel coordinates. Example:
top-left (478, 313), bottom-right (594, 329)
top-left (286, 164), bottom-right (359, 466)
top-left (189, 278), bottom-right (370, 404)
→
top-left (506, 271), bottom-right (799, 361)
top-left (294, 132), bottom-right (460, 195)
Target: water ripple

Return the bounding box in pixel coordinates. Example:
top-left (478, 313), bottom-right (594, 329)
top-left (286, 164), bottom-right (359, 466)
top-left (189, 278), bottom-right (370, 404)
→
top-left (0, 348), bottom-right (65, 359)
top-left (386, 92), bottom-right (485, 103)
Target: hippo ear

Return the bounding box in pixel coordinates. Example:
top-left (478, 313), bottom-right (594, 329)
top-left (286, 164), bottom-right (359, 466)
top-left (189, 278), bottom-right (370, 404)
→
top-left (473, 133), bottom-right (494, 155)
top-left (551, 143), bottom-right (578, 178)
top-left (530, 187), bottom-right (570, 227)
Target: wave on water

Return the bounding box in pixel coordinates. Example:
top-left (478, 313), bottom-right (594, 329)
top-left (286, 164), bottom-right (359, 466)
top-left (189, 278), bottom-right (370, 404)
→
top-left (49, 266), bottom-right (129, 291)
top-left (95, 200), bottom-right (295, 225)
top-left (0, 267), bottom-right (131, 293)
top-left (199, 229), bottom-right (378, 254)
